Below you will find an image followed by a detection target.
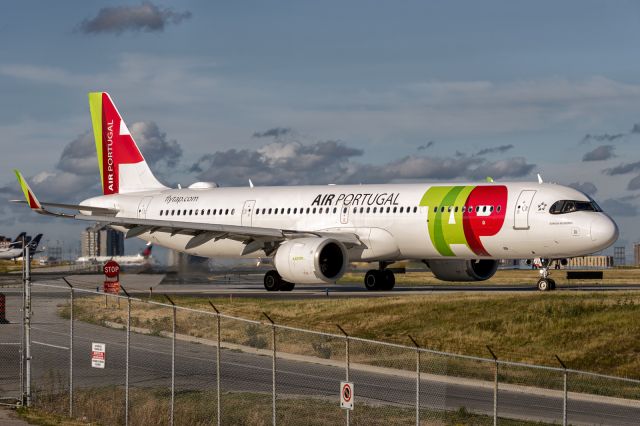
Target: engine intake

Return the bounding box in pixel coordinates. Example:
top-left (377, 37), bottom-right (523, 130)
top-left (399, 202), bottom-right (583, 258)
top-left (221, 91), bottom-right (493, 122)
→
top-left (426, 259), bottom-right (499, 282)
top-left (274, 238), bottom-right (348, 284)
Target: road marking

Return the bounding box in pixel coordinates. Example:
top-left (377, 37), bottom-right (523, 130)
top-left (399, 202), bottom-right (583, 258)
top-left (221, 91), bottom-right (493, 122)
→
top-left (32, 340), bottom-right (69, 350)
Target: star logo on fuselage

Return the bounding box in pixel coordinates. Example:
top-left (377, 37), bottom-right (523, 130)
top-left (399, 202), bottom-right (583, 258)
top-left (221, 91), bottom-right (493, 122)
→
top-left (537, 202), bottom-right (547, 212)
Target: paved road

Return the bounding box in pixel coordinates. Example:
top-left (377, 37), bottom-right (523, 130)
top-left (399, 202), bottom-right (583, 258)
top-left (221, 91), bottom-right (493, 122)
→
top-left (1, 286), bottom-right (639, 425)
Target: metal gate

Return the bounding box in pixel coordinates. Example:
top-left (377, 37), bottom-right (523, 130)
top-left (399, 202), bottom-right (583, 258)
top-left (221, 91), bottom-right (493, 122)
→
top-left (0, 289), bottom-right (24, 406)
top-left (514, 190), bottom-right (536, 229)
top-left (242, 200), bottom-right (256, 226)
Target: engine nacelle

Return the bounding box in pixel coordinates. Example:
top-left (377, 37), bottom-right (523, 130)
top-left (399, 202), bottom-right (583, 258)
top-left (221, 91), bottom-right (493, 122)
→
top-left (426, 259), bottom-right (499, 282)
top-left (273, 238), bottom-right (348, 284)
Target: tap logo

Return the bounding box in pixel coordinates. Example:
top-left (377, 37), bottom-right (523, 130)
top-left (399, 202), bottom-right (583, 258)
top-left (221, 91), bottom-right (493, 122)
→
top-left (420, 185), bottom-right (508, 256)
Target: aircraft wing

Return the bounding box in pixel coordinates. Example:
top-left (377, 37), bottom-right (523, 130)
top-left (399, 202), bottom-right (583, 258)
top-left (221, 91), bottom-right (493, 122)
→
top-left (76, 214), bottom-right (362, 254)
top-left (13, 169), bottom-right (361, 255)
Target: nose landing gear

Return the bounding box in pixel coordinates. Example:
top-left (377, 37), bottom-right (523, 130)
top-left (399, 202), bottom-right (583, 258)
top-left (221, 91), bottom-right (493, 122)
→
top-left (532, 258), bottom-right (556, 291)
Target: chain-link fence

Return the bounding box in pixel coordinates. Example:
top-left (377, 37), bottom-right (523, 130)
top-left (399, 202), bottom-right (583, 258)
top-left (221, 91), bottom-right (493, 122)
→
top-left (2, 280), bottom-right (640, 425)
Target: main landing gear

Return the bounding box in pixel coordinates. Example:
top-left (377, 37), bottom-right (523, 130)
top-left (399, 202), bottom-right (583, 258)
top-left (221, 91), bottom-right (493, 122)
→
top-left (364, 262), bottom-right (396, 291)
top-left (264, 270), bottom-right (295, 291)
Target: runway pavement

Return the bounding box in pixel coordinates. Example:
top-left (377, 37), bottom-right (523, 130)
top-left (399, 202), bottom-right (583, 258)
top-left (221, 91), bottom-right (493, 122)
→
top-left (1, 286), bottom-right (639, 425)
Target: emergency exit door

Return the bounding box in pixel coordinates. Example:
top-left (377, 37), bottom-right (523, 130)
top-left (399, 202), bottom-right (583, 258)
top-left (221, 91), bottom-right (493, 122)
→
top-left (242, 200), bottom-right (256, 226)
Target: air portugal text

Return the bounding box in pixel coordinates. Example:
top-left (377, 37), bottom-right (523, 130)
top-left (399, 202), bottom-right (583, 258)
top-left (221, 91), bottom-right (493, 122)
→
top-left (311, 192), bottom-right (400, 207)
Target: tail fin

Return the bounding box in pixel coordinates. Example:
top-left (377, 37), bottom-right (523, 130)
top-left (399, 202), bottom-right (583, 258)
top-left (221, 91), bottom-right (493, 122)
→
top-left (88, 92), bottom-right (167, 195)
top-left (141, 242), bottom-right (153, 258)
top-left (28, 234), bottom-right (43, 251)
top-left (13, 232), bottom-right (26, 243)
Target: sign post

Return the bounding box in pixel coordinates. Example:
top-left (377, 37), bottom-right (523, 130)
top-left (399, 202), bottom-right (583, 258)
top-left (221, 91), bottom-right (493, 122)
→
top-left (91, 342), bottom-right (105, 369)
top-left (340, 381), bottom-right (354, 410)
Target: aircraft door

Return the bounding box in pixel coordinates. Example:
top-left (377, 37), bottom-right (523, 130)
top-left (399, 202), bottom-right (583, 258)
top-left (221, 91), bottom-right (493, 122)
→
top-left (513, 190), bottom-right (536, 230)
top-left (340, 204), bottom-right (350, 224)
top-left (242, 200), bottom-right (256, 226)
top-left (137, 197), bottom-right (153, 219)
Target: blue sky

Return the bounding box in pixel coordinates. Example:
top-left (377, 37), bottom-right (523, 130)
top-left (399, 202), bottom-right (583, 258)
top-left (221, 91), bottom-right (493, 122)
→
top-left (1, 1), bottom-right (640, 259)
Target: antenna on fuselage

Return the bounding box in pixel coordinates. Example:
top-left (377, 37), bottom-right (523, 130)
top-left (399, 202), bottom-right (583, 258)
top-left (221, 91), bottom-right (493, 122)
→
top-left (249, 179), bottom-right (254, 188)
top-left (537, 174), bottom-right (544, 184)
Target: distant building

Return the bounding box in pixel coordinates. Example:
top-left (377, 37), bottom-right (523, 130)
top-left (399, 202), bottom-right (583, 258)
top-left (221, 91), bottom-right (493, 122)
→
top-left (0, 236), bottom-right (11, 250)
top-left (614, 246), bottom-right (626, 266)
top-left (81, 225), bottom-right (124, 258)
top-left (634, 243), bottom-right (640, 266)
top-left (567, 255), bottom-right (614, 269)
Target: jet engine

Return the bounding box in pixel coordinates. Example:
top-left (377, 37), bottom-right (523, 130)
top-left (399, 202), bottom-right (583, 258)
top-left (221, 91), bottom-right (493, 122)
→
top-left (426, 259), bottom-right (499, 282)
top-left (273, 238), bottom-right (348, 284)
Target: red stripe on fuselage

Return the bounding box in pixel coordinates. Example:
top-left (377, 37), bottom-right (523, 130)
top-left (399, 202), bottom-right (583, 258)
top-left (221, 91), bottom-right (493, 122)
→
top-left (462, 186), bottom-right (508, 256)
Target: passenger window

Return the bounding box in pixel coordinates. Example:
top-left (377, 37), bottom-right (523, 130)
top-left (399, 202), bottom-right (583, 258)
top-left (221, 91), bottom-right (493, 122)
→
top-left (373, 207), bottom-right (377, 213)
top-left (400, 207), bottom-right (404, 213)
top-left (497, 206), bottom-right (501, 212)
top-left (334, 207), bottom-right (337, 214)
top-left (386, 207), bottom-right (391, 213)
top-left (207, 209), bottom-right (211, 215)
top-left (189, 210), bottom-right (193, 215)
top-left (306, 208), bottom-right (310, 214)
top-left (177, 210), bottom-right (181, 216)
top-left (414, 206), bottom-right (418, 213)
top-left (312, 208), bottom-right (316, 214)
top-left (475, 206), bottom-right (480, 212)
top-left (231, 209), bottom-right (235, 215)
top-left (393, 207), bottom-right (397, 213)
top-left (448, 206), bottom-right (452, 212)
top-left (160, 210), bottom-right (163, 216)
top-left (225, 209), bottom-right (229, 215)
top-left (440, 206), bottom-right (444, 213)
top-left (287, 208), bottom-right (291, 214)
top-left (433, 207), bottom-right (437, 213)
top-left (360, 207), bottom-right (364, 213)
top-left (194, 210), bottom-right (198, 215)
top-left (482, 206), bottom-right (486, 212)
top-left (294, 208), bottom-right (297, 214)
top-left (489, 206), bottom-right (493, 212)
top-left (454, 206), bottom-right (458, 213)
top-left (171, 210), bottom-right (175, 215)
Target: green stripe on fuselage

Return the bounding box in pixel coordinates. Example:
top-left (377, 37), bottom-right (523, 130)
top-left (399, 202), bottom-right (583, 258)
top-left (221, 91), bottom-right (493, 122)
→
top-left (420, 185), bottom-right (475, 256)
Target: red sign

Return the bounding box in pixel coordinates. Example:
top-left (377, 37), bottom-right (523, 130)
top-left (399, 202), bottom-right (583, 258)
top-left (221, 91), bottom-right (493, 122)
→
top-left (103, 281), bottom-right (121, 294)
top-left (103, 260), bottom-right (120, 278)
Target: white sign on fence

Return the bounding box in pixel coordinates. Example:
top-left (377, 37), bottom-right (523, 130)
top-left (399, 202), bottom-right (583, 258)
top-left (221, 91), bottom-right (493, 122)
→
top-left (91, 342), bottom-right (105, 369)
top-left (340, 381), bottom-right (354, 410)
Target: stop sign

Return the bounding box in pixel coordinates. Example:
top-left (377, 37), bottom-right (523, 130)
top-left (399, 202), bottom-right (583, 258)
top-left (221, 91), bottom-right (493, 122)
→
top-left (103, 260), bottom-right (120, 278)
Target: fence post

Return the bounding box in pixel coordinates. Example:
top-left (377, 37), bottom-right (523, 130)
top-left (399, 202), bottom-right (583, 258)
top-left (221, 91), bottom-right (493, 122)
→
top-left (62, 278), bottom-right (74, 418)
top-left (555, 355), bottom-right (568, 426)
top-left (337, 325), bottom-right (350, 426)
top-left (121, 285), bottom-right (132, 426)
top-left (208, 302), bottom-right (222, 426)
top-left (408, 335), bottom-right (421, 426)
top-left (486, 346), bottom-right (498, 426)
top-left (22, 244), bottom-right (32, 407)
top-left (263, 312), bottom-right (277, 426)
top-left (165, 295), bottom-right (176, 426)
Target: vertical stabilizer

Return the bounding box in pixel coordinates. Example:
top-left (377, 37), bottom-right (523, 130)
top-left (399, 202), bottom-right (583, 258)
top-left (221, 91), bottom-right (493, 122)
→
top-left (89, 92), bottom-right (167, 195)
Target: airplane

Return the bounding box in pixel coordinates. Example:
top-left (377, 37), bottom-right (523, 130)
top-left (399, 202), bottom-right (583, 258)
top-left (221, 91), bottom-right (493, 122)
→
top-left (13, 92), bottom-right (618, 291)
top-left (0, 234), bottom-right (43, 261)
top-left (76, 242), bottom-right (153, 266)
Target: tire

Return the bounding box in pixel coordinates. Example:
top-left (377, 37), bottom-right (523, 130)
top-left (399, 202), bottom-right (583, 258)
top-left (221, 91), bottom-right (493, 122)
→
top-left (364, 270), bottom-right (381, 291)
top-left (382, 270), bottom-right (395, 290)
top-left (280, 282), bottom-right (295, 291)
top-left (537, 278), bottom-right (550, 292)
top-left (264, 270), bottom-right (282, 291)
top-left (548, 278), bottom-right (556, 290)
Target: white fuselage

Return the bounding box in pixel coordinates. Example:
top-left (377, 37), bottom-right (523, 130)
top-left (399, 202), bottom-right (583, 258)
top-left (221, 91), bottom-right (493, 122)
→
top-left (81, 181), bottom-right (618, 262)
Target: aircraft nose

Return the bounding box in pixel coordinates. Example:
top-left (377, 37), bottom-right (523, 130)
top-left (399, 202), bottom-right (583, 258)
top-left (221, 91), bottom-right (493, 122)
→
top-left (590, 215), bottom-right (619, 246)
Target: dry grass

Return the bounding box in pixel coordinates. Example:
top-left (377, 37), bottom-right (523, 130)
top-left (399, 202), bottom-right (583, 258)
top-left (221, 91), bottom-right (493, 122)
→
top-left (21, 385), bottom-right (550, 426)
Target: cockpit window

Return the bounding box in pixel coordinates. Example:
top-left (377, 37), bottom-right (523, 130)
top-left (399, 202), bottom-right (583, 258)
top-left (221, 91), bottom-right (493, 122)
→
top-left (549, 200), bottom-right (602, 214)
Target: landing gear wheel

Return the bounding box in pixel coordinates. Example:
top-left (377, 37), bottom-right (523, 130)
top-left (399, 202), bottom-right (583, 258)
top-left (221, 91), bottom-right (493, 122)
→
top-left (264, 270), bottom-right (282, 291)
top-left (382, 270), bottom-right (395, 290)
top-left (548, 278), bottom-right (556, 290)
top-left (279, 282), bottom-right (295, 291)
top-left (537, 278), bottom-right (551, 292)
top-left (364, 270), bottom-right (382, 291)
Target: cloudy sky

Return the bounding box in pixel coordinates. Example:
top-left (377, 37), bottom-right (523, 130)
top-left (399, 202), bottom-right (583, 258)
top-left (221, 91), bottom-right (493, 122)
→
top-left (1, 1), bottom-right (640, 259)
